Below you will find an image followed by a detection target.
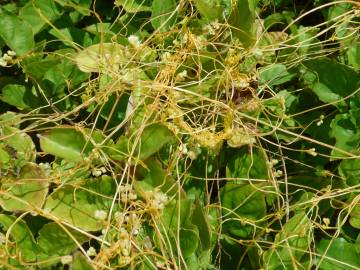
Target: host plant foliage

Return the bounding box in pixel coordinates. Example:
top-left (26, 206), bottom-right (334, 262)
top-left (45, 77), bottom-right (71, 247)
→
top-left (0, 0), bottom-right (359, 269)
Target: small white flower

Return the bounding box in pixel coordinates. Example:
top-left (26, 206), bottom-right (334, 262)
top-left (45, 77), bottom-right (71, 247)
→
top-left (271, 159), bottom-right (279, 166)
top-left (92, 169), bottom-right (102, 177)
top-left (60, 255), bottom-right (73, 265)
top-left (6, 50), bottom-right (16, 56)
top-left (86, 246), bottom-right (97, 257)
top-left (179, 143), bottom-right (188, 154)
top-left (307, 148), bottom-right (317, 157)
top-left (128, 35), bottom-right (141, 47)
top-left (187, 150), bottom-right (198, 160)
top-left (2, 54), bottom-right (12, 61)
top-left (128, 192), bottom-right (137, 200)
top-left (176, 70), bottom-right (188, 82)
top-left (274, 170), bottom-right (283, 178)
top-left (94, 210), bottom-right (107, 220)
top-left (0, 58), bottom-right (7, 67)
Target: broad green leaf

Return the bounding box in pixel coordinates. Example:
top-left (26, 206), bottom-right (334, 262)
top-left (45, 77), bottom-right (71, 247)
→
top-left (75, 43), bottom-right (126, 72)
top-left (259, 64), bottom-right (296, 86)
top-left (43, 176), bottom-right (116, 231)
top-left (0, 214), bottom-right (39, 262)
top-left (226, 147), bottom-right (269, 181)
top-left (0, 163), bottom-right (49, 212)
top-left (191, 201), bottom-right (211, 251)
top-left (330, 114), bottom-right (360, 157)
top-left (327, 3), bottom-right (352, 22)
top-left (37, 222), bottom-right (88, 261)
top-left (1, 126), bottom-right (36, 164)
top-left (263, 212), bottom-right (311, 270)
top-left (21, 56), bottom-right (60, 81)
top-left (0, 146), bottom-right (10, 166)
top-left (162, 199), bottom-right (199, 259)
top-left (57, 0), bottom-right (93, 16)
top-left (70, 251), bottom-right (94, 270)
top-left (192, 0), bottom-right (230, 22)
top-left (135, 158), bottom-right (185, 197)
top-left (113, 124), bottom-right (175, 161)
top-left (302, 58), bottom-right (360, 104)
top-left (347, 44), bottom-right (360, 69)
top-left (317, 238), bottom-right (360, 270)
top-left (39, 126), bottom-right (101, 162)
top-left (136, 124), bottom-right (176, 160)
top-left (349, 205), bottom-right (360, 230)
top-left (221, 183), bottom-right (267, 238)
top-left (0, 12), bottom-right (34, 55)
top-left (228, 0), bottom-right (256, 47)
top-left (178, 227), bottom-right (199, 258)
top-left (115, 0), bottom-right (152, 12)
top-left (1, 84), bottom-right (39, 110)
top-left (339, 158), bottom-right (360, 186)
top-left (41, 52), bottom-right (89, 97)
top-left (151, 0), bottom-right (177, 31)
top-left (48, 27), bottom-right (92, 46)
top-left (19, 0), bottom-right (62, 35)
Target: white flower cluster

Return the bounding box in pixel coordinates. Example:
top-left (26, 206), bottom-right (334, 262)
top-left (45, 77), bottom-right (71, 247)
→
top-left (119, 184), bottom-right (137, 203)
top-left (114, 211), bottom-right (141, 236)
top-left (203, 20), bottom-right (221, 35)
top-left (128, 35), bottom-right (141, 48)
top-left (91, 166), bottom-right (107, 177)
top-left (86, 246), bottom-right (97, 257)
top-left (118, 227), bottom-right (131, 257)
top-left (94, 209), bottom-right (108, 220)
top-left (146, 190), bottom-right (168, 211)
top-left (0, 50), bottom-right (16, 67)
top-left (175, 70), bottom-right (188, 82)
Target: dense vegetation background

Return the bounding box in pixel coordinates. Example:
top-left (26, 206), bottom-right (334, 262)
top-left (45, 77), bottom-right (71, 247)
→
top-left (0, 0), bottom-right (359, 269)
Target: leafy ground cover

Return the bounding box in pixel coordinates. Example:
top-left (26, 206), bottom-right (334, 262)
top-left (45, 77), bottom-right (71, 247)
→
top-left (0, 0), bottom-right (359, 269)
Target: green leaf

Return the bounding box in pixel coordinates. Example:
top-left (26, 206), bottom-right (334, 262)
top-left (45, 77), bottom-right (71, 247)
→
top-left (48, 27), bottom-right (92, 46)
top-left (0, 12), bottom-right (34, 55)
top-left (263, 212), bottom-right (311, 270)
top-left (70, 251), bottom-right (94, 270)
top-left (330, 114), bottom-right (360, 157)
top-left (39, 126), bottom-right (100, 162)
top-left (151, 0), bottom-right (177, 31)
top-left (317, 238), bottom-right (360, 270)
top-left (136, 124), bottom-right (176, 160)
top-left (349, 205), bottom-right (360, 229)
top-left (0, 163), bottom-right (49, 212)
top-left (43, 176), bottom-right (116, 231)
top-left (1, 84), bottom-right (39, 110)
top-left (0, 146), bottom-right (10, 166)
top-left (302, 58), bottom-right (360, 104)
top-left (135, 158), bottom-right (185, 197)
top-left (37, 222), bottom-right (88, 261)
top-left (115, 0), bottom-right (152, 12)
top-left (347, 44), bottom-right (360, 69)
top-left (0, 214), bottom-right (39, 262)
top-left (228, 0), bottom-right (256, 47)
top-left (75, 43), bottom-right (126, 73)
top-left (221, 183), bottom-right (267, 238)
top-left (19, 0), bottom-right (62, 35)
top-left (1, 126), bottom-right (36, 164)
top-left (191, 201), bottom-right (211, 251)
top-left (113, 124), bottom-right (175, 161)
top-left (226, 147), bottom-right (269, 181)
top-left (178, 227), bottom-right (199, 258)
top-left (162, 199), bottom-right (199, 259)
top-left (192, 0), bottom-right (229, 22)
top-left (259, 64), bottom-right (296, 86)
top-left (339, 158), bottom-right (360, 186)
